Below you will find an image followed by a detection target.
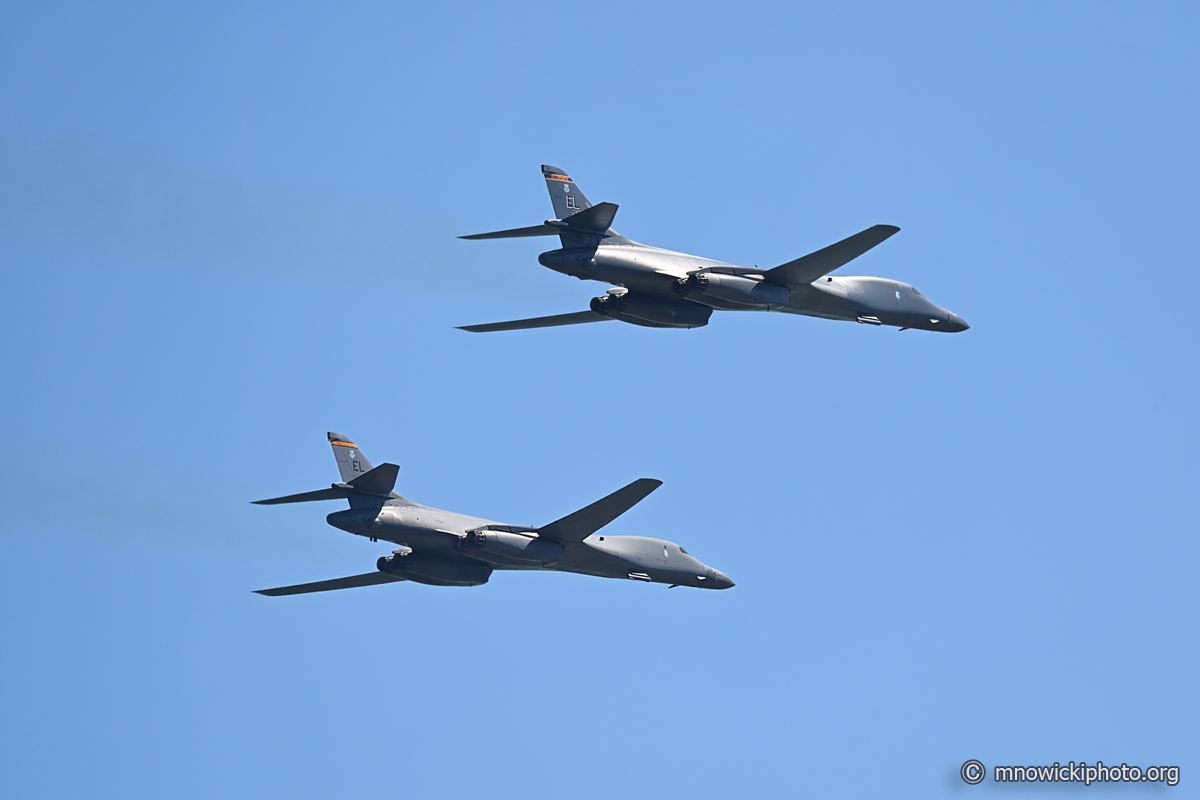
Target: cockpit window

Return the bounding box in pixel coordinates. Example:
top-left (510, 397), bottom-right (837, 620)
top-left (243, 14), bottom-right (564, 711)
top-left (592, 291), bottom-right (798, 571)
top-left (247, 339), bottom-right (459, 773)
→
top-left (912, 287), bottom-right (923, 296)
top-left (680, 547), bottom-right (689, 555)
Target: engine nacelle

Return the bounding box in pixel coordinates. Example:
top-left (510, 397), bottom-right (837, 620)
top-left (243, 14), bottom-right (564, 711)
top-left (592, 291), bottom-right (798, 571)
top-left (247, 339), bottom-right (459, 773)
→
top-left (589, 292), bottom-right (712, 328)
top-left (377, 551), bottom-right (491, 587)
top-left (674, 272), bottom-right (789, 308)
top-left (458, 529), bottom-right (563, 567)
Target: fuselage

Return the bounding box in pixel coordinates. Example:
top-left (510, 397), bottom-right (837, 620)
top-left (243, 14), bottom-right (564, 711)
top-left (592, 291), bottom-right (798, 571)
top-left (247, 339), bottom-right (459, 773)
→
top-left (537, 240), bottom-right (969, 333)
top-left (326, 500), bottom-right (734, 589)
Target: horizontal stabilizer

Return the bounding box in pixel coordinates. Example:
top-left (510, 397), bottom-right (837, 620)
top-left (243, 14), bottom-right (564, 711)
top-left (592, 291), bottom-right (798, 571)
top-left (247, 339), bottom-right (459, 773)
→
top-left (348, 463), bottom-right (399, 496)
top-left (255, 572), bottom-right (405, 596)
top-left (458, 310), bottom-right (611, 333)
top-left (459, 202), bottom-right (617, 240)
top-left (765, 225), bottom-right (900, 286)
top-left (252, 463), bottom-right (399, 505)
top-left (538, 478), bottom-right (663, 543)
top-left (252, 487), bottom-right (346, 505)
top-left (459, 223), bottom-right (561, 240)
top-left (558, 201), bottom-right (618, 234)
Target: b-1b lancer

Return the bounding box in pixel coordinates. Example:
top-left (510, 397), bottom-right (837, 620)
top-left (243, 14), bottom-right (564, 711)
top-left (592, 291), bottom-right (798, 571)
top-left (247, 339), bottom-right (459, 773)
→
top-left (253, 433), bottom-right (733, 595)
top-left (460, 166), bottom-right (968, 333)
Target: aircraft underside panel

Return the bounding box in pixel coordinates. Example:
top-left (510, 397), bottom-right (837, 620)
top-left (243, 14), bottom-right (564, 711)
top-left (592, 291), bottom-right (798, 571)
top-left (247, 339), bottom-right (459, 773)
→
top-left (781, 305), bottom-right (859, 322)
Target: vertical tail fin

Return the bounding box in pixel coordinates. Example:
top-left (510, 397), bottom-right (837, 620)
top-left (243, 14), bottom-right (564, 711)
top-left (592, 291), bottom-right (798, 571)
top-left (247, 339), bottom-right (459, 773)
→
top-left (328, 432), bottom-right (375, 482)
top-left (542, 165), bottom-right (592, 220)
top-left (251, 433), bottom-right (406, 508)
top-left (458, 166), bottom-right (617, 245)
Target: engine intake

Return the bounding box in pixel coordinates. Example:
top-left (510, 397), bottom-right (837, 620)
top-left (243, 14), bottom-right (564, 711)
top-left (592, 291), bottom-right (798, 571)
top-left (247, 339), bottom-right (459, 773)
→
top-left (590, 292), bottom-right (711, 328)
top-left (377, 551), bottom-right (491, 587)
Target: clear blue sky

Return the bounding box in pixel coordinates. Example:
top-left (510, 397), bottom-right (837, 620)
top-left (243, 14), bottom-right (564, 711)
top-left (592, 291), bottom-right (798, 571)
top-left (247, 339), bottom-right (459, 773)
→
top-left (1, 2), bottom-right (1196, 797)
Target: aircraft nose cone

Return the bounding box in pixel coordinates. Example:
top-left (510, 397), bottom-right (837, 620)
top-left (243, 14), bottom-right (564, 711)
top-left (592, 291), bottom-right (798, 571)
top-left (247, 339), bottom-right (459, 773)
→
top-left (713, 571), bottom-right (735, 589)
top-left (948, 313), bottom-right (970, 332)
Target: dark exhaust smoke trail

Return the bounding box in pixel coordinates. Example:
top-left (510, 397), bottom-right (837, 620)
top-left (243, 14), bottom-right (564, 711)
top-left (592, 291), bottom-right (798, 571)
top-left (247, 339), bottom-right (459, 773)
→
top-left (0, 137), bottom-right (552, 299)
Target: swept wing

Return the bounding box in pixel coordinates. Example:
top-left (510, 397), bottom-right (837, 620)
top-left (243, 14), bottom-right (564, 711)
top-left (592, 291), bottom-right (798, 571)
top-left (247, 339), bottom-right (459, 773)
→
top-left (458, 310), bottom-right (611, 333)
top-left (538, 478), bottom-right (662, 543)
top-left (765, 224), bottom-right (900, 286)
top-left (255, 572), bottom-right (405, 596)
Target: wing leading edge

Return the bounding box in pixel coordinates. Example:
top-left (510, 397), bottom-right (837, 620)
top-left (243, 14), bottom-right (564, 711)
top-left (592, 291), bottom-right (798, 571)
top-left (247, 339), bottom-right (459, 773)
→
top-left (538, 478), bottom-right (663, 543)
top-left (458, 310), bottom-right (612, 333)
top-left (255, 572), bottom-right (405, 596)
top-left (765, 224), bottom-right (900, 286)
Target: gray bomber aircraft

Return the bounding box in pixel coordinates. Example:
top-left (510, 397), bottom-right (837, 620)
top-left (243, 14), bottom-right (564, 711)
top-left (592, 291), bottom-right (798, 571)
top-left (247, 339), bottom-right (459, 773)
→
top-left (459, 166), bottom-right (968, 333)
top-left (253, 433), bottom-right (734, 595)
